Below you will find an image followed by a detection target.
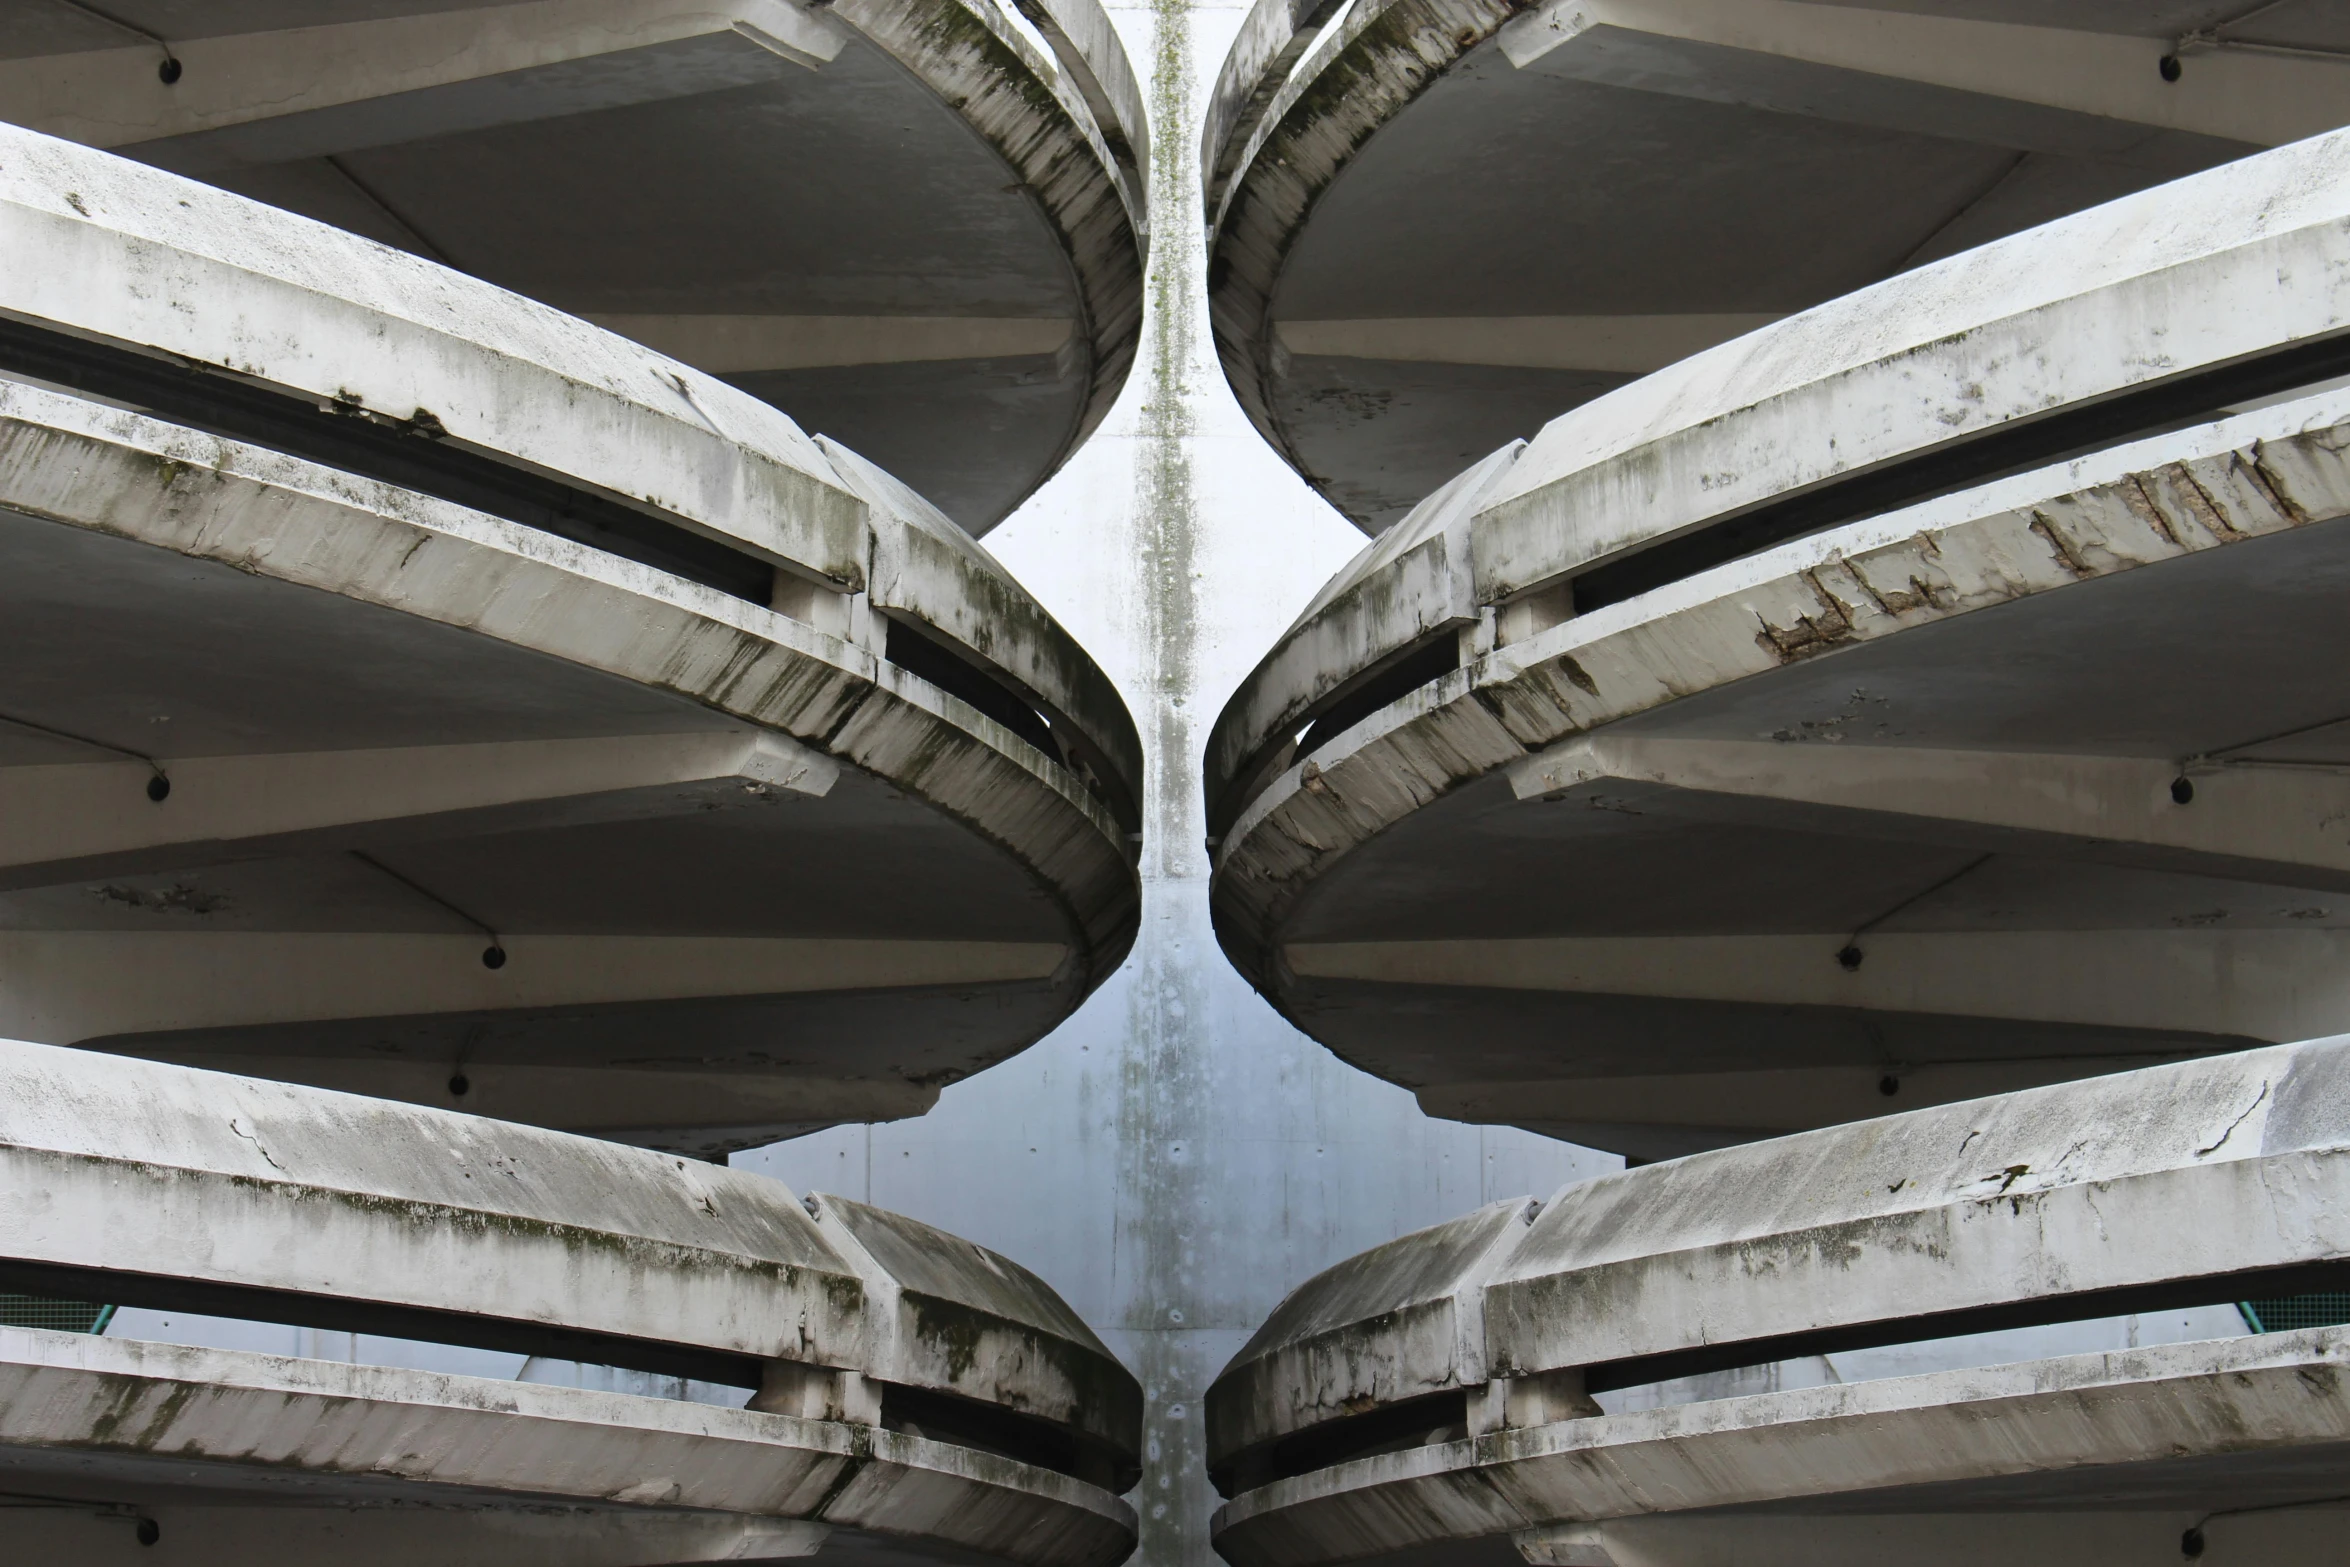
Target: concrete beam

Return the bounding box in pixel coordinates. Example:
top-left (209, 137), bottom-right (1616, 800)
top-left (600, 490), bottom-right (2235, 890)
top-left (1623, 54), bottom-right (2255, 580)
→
top-left (1494, 0), bottom-right (2347, 156)
top-left (1510, 735), bottom-right (2350, 894)
top-left (1275, 315), bottom-right (1783, 372)
top-left (0, 378), bottom-right (1136, 973)
top-left (589, 314), bottom-right (1077, 372)
top-left (1283, 929), bottom-right (2350, 1042)
top-left (1520, 1509), bottom-right (2350, 1567)
top-left (1213, 341), bottom-right (2350, 1046)
top-left (1, 1504), bottom-right (824, 1567)
top-left (1414, 1057), bottom-right (2215, 1148)
top-left (0, 0), bottom-right (848, 159)
top-left (0, 1037), bottom-right (871, 1368)
top-left (0, 931), bottom-right (1066, 1042)
top-left (0, 731), bottom-right (835, 889)
top-left (97, 1053), bottom-right (943, 1142)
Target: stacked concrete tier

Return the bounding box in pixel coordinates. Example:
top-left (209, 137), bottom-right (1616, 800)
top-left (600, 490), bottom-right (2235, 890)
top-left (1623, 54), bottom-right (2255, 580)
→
top-left (1205, 1039), bottom-right (2350, 1567)
top-left (1, 0), bottom-right (1148, 534)
top-left (1202, 0), bottom-right (2350, 532)
top-left (0, 126), bottom-right (1142, 1153)
top-left (1206, 126), bottom-right (2350, 1159)
top-left (0, 1037), bottom-right (1143, 1565)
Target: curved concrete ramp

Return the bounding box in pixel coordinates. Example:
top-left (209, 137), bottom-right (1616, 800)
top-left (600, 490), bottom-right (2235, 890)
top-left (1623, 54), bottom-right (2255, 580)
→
top-left (1207, 1040), bottom-right (2350, 1567)
top-left (0, 1036), bottom-right (1142, 1564)
top-left (1202, 0), bottom-right (2350, 532)
top-left (1208, 128), bottom-right (2350, 1157)
top-left (0, 129), bottom-right (1142, 1153)
top-left (0, 0), bottom-right (1150, 533)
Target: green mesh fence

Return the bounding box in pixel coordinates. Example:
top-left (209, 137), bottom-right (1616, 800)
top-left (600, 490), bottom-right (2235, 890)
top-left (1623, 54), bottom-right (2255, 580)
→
top-left (2239, 1295), bottom-right (2350, 1333)
top-left (0, 1293), bottom-right (114, 1334)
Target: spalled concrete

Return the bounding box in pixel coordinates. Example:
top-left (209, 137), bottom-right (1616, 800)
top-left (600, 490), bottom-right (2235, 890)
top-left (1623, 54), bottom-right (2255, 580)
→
top-left (1204, 1041), bottom-right (2350, 1567)
top-left (0, 1035), bottom-right (1142, 1562)
top-left (1207, 130), bottom-right (2350, 1156)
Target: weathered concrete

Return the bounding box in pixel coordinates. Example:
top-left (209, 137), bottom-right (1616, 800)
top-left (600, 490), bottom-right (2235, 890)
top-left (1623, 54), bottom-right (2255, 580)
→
top-left (733, 12), bottom-right (1628, 1567)
top-left (0, 1034), bottom-right (1143, 1561)
top-left (0, 1036), bottom-right (1140, 1461)
top-left (0, 0), bottom-right (1150, 532)
top-left (1206, 130), bottom-right (2350, 1153)
top-left (0, 1327), bottom-right (1134, 1567)
top-left (1216, 1330), bottom-right (2350, 1567)
top-left (1201, 0), bottom-right (2350, 530)
top-left (0, 133), bottom-right (1149, 1148)
top-left (1204, 1042), bottom-right (2350, 1567)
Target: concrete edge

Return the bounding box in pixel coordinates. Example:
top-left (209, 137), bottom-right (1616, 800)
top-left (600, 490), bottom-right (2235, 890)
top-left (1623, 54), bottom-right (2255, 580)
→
top-left (1210, 1327), bottom-right (2350, 1567)
top-left (0, 1326), bottom-right (1139, 1567)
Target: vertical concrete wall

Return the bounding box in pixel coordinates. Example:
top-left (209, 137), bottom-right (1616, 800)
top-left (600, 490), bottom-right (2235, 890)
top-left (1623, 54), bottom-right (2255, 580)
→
top-left (732, 3), bottom-right (1619, 1563)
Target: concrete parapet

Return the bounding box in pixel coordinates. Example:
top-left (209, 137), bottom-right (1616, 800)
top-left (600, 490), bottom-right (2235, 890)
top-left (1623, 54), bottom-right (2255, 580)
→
top-left (1208, 131), bottom-right (2350, 1155)
top-left (0, 132), bottom-right (1141, 1151)
top-left (1205, 1041), bottom-right (2350, 1565)
top-left (0, 1035), bottom-right (1142, 1559)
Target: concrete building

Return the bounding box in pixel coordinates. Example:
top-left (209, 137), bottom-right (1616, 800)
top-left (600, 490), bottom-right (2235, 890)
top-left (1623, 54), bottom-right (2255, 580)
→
top-left (1198, 9), bottom-right (2350, 1565)
top-left (21, 2), bottom-right (2350, 1565)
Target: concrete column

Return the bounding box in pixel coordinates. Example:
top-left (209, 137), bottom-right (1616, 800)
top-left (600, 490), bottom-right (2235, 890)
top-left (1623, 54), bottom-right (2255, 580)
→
top-left (732, 4), bottom-right (1619, 1565)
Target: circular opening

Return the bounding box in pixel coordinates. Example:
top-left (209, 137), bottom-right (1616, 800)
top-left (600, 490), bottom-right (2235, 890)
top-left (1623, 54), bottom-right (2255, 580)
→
top-left (145, 774), bottom-right (171, 803)
top-left (2159, 53), bottom-right (2183, 82)
top-left (2181, 1525), bottom-right (2206, 1558)
top-left (481, 945), bottom-right (507, 970)
top-left (136, 1519), bottom-right (161, 1547)
top-left (157, 57), bottom-right (182, 85)
top-left (2171, 777), bottom-right (2196, 805)
top-left (1836, 945), bottom-right (1864, 971)
top-left (448, 1073), bottom-right (470, 1097)
top-left (1878, 1074), bottom-right (1900, 1097)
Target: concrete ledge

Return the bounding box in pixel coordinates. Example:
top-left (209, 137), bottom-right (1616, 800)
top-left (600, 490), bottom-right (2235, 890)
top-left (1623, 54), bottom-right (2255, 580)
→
top-left (1207, 1038), bottom-right (2350, 1480)
top-left (0, 377), bottom-right (1137, 1145)
top-left (1211, 1327), bottom-right (2350, 1567)
top-left (0, 1326), bottom-right (1137, 1567)
top-left (1209, 367), bottom-right (2350, 1148)
top-left (0, 121), bottom-right (868, 586)
top-left (1209, 123), bottom-right (2350, 842)
top-left (0, 1036), bottom-right (1143, 1484)
top-left (0, 127), bottom-right (1144, 840)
